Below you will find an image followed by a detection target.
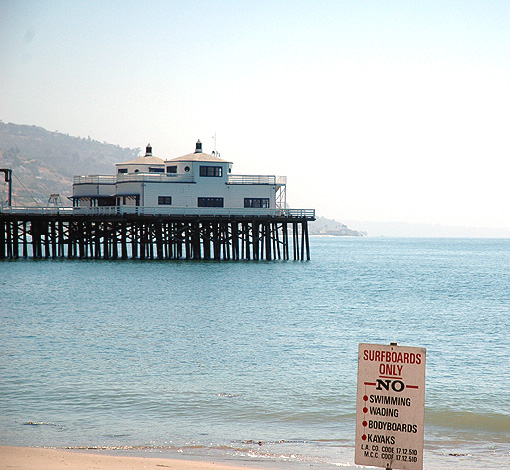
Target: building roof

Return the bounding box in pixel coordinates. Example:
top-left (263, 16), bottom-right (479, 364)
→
top-left (167, 152), bottom-right (231, 164)
top-left (117, 155), bottom-right (165, 166)
top-left (118, 141), bottom-right (230, 165)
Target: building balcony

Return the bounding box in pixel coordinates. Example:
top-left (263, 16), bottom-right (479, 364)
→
top-left (73, 173), bottom-right (195, 185)
top-left (227, 175), bottom-right (286, 186)
top-left (73, 174), bottom-right (286, 186)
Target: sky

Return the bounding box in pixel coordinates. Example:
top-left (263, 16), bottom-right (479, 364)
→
top-left (1, 0), bottom-right (510, 230)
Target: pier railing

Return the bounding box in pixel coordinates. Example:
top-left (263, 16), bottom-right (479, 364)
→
top-left (73, 174), bottom-right (196, 184)
top-left (73, 174), bottom-right (287, 185)
top-left (227, 175), bottom-right (287, 185)
top-left (0, 205), bottom-right (315, 219)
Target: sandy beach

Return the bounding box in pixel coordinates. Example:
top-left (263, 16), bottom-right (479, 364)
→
top-left (0, 446), bottom-right (282, 470)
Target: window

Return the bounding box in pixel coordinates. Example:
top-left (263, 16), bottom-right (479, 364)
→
top-left (200, 165), bottom-right (222, 177)
top-left (184, 166), bottom-right (190, 172)
top-left (198, 197), bottom-right (224, 207)
top-left (118, 168), bottom-right (127, 174)
top-left (98, 197), bottom-right (116, 207)
top-left (158, 196), bottom-right (172, 205)
top-left (166, 165), bottom-right (177, 174)
top-left (244, 198), bottom-right (270, 208)
top-left (149, 167), bottom-right (164, 173)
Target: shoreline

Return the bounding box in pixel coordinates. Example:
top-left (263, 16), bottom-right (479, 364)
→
top-left (0, 446), bottom-right (288, 470)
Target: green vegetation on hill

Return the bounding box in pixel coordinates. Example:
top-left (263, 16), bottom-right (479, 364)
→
top-left (0, 121), bottom-right (139, 206)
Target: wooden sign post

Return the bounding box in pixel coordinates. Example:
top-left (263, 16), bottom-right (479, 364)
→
top-left (355, 343), bottom-right (426, 470)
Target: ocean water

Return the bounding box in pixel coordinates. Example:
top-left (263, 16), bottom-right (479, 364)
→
top-left (0, 237), bottom-right (509, 469)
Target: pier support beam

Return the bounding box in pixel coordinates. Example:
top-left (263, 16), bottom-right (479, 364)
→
top-left (0, 213), bottom-right (313, 261)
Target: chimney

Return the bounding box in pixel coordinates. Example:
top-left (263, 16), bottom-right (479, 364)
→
top-left (195, 140), bottom-right (202, 153)
top-left (145, 144), bottom-right (152, 156)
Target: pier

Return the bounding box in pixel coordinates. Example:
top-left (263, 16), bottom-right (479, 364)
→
top-left (0, 208), bottom-right (314, 261)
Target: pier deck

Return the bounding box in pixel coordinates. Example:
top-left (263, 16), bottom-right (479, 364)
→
top-left (0, 208), bottom-right (314, 261)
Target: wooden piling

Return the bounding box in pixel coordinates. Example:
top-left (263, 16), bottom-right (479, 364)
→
top-left (0, 212), bottom-right (313, 261)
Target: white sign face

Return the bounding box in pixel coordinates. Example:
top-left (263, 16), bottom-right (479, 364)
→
top-left (355, 343), bottom-right (426, 470)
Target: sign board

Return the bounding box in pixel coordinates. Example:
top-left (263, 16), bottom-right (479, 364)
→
top-left (355, 343), bottom-right (426, 470)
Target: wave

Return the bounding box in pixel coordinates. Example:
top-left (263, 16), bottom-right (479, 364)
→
top-left (426, 409), bottom-right (510, 434)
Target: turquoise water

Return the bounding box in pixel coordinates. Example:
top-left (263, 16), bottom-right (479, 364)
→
top-left (1, 237), bottom-right (509, 469)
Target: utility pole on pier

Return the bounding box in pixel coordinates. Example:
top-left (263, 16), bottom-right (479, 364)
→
top-left (0, 169), bottom-right (12, 207)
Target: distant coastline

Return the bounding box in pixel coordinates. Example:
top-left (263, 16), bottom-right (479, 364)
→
top-left (310, 216), bottom-right (366, 237)
top-left (343, 219), bottom-right (510, 238)
top-left (310, 216), bottom-right (510, 238)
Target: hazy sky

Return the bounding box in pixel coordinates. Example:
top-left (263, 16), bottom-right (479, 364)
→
top-left (1, 1), bottom-right (509, 228)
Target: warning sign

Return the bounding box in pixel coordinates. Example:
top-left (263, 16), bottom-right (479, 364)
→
top-left (355, 343), bottom-right (426, 470)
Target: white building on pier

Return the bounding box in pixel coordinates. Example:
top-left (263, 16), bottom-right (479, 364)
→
top-left (72, 141), bottom-right (288, 215)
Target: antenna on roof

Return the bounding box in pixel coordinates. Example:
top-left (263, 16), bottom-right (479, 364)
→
top-left (212, 134), bottom-right (219, 157)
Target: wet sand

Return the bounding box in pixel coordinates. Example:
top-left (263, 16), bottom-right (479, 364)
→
top-left (0, 446), bottom-right (281, 470)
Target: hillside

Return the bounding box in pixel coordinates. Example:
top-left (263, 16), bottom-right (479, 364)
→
top-left (0, 121), bottom-right (139, 206)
